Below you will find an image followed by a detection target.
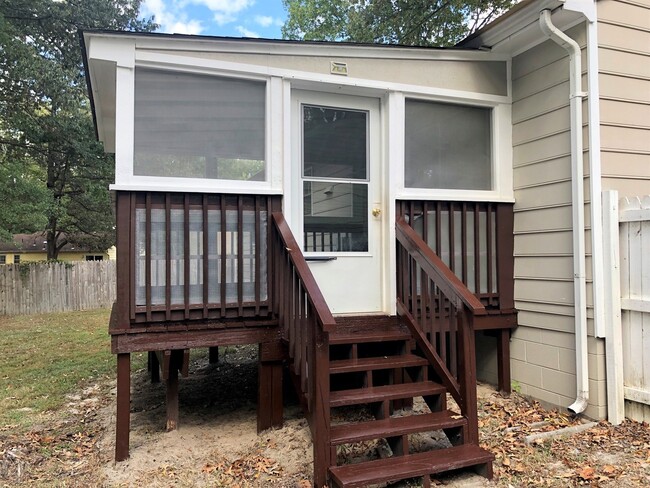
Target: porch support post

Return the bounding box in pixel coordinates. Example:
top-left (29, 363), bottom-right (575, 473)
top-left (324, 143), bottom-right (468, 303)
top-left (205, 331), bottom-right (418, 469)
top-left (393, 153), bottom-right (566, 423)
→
top-left (497, 329), bottom-right (511, 394)
top-left (257, 342), bottom-right (284, 432)
top-left (209, 346), bottom-right (219, 364)
top-left (115, 352), bottom-right (130, 461)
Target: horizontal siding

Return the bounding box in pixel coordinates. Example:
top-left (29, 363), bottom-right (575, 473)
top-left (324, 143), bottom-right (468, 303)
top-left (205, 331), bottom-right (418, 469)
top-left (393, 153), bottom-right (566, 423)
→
top-left (598, 0), bottom-right (650, 197)
top-left (509, 21), bottom-right (607, 415)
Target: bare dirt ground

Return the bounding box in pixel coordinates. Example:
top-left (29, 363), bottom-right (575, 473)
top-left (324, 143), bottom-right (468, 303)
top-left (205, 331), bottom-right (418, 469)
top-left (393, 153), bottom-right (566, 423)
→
top-left (2, 346), bottom-right (650, 487)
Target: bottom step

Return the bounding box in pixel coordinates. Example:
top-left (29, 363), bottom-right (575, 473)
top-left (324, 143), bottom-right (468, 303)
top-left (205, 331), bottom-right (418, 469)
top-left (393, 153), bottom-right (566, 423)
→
top-left (329, 444), bottom-right (494, 488)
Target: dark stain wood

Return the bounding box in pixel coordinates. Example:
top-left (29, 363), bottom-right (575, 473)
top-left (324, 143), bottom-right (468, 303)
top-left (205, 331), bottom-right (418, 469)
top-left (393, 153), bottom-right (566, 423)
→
top-left (115, 353), bottom-right (130, 462)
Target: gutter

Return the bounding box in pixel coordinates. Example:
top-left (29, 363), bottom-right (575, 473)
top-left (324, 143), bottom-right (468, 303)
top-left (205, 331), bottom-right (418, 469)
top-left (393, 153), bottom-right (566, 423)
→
top-left (539, 9), bottom-right (589, 415)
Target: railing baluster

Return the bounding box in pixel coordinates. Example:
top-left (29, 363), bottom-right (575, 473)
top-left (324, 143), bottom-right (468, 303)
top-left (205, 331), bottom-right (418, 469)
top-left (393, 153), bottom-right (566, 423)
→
top-left (145, 193), bottom-right (152, 322)
top-left (183, 194), bottom-right (190, 320)
top-left (237, 196), bottom-right (244, 315)
top-left (165, 193), bottom-right (171, 320)
top-left (254, 197), bottom-right (261, 315)
top-left (202, 195), bottom-right (209, 319)
top-left (220, 195), bottom-right (227, 317)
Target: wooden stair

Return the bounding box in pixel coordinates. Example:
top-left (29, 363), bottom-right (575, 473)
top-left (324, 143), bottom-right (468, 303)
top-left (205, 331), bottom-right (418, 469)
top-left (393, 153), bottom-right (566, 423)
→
top-left (326, 316), bottom-right (493, 488)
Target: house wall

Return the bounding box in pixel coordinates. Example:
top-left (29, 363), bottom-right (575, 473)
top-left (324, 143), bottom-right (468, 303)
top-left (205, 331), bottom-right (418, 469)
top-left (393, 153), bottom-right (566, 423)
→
top-left (507, 23), bottom-right (607, 419)
top-left (145, 49), bottom-right (508, 97)
top-left (597, 0), bottom-right (650, 197)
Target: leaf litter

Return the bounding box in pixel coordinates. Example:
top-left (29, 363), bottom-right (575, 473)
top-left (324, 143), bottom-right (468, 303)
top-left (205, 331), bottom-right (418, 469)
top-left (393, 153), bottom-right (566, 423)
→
top-left (1, 348), bottom-right (649, 487)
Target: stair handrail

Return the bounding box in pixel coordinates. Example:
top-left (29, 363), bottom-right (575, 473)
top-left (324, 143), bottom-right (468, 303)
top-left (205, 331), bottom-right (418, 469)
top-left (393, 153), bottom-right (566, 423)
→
top-left (270, 212), bottom-right (334, 487)
top-left (271, 213), bottom-right (336, 332)
top-left (396, 217), bottom-right (485, 444)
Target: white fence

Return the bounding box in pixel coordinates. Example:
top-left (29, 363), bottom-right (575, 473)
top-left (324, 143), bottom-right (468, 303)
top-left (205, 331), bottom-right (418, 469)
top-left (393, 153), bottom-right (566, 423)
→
top-left (604, 192), bottom-right (650, 423)
top-left (0, 260), bottom-right (116, 315)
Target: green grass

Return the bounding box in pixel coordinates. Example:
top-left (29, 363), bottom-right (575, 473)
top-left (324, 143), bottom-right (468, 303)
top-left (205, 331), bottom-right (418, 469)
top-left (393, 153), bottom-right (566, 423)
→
top-left (0, 309), bottom-right (145, 429)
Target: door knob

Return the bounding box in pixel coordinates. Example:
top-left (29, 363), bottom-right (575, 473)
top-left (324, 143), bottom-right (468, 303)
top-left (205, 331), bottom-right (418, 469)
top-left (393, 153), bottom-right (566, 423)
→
top-left (372, 208), bottom-right (381, 217)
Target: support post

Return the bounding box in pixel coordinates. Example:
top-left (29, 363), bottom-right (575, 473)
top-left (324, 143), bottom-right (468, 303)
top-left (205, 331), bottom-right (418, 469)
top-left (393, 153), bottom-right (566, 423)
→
top-left (166, 362), bottom-right (179, 431)
top-left (497, 329), bottom-right (511, 394)
top-left (115, 353), bottom-right (130, 461)
top-left (209, 346), bottom-right (219, 364)
top-left (257, 343), bottom-right (284, 432)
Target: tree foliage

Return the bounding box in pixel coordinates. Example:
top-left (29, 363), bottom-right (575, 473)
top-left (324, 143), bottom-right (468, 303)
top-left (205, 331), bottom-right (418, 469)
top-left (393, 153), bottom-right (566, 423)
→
top-left (282, 0), bottom-right (516, 47)
top-left (0, 1), bottom-right (155, 258)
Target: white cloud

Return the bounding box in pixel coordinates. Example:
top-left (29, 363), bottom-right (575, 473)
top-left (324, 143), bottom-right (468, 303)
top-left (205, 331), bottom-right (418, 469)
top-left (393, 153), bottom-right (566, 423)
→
top-left (188, 0), bottom-right (254, 13)
top-left (142, 0), bottom-right (205, 34)
top-left (169, 19), bottom-right (204, 35)
top-left (254, 15), bottom-right (273, 27)
top-left (236, 26), bottom-right (260, 38)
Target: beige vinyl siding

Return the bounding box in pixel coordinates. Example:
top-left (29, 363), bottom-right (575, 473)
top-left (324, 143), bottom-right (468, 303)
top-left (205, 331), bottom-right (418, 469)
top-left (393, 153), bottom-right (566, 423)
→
top-left (597, 0), bottom-right (650, 196)
top-left (510, 23), bottom-right (607, 419)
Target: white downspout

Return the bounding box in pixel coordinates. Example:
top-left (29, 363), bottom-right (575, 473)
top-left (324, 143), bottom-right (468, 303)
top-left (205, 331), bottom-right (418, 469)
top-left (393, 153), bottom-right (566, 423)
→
top-left (539, 9), bottom-right (589, 415)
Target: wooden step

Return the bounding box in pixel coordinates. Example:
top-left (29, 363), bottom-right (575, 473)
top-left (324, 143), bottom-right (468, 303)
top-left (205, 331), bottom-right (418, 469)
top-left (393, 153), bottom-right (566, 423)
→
top-left (329, 328), bottom-right (412, 345)
top-left (330, 381), bottom-right (445, 408)
top-left (329, 444), bottom-right (494, 488)
top-left (330, 411), bottom-right (466, 446)
top-left (329, 354), bottom-right (428, 374)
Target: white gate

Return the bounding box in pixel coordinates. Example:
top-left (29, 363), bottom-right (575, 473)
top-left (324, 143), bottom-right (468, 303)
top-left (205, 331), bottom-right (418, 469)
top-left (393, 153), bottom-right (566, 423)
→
top-left (604, 192), bottom-right (650, 422)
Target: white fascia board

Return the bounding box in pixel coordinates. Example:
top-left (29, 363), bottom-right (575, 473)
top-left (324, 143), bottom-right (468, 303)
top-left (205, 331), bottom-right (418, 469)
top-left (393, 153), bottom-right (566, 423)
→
top-left (462, 0), bottom-right (592, 56)
top-left (135, 50), bottom-right (511, 105)
top-left (130, 36), bottom-right (510, 62)
top-left (85, 34), bottom-right (135, 67)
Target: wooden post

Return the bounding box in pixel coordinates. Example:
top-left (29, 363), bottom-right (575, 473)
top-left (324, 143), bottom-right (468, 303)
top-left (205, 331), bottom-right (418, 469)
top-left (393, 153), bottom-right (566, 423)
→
top-left (115, 353), bottom-right (130, 461)
top-left (166, 362), bottom-right (179, 431)
top-left (602, 190), bottom-right (625, 425)
top-left (312, 329), bottom-right (331, 488)
top-left (257, 343), bottom-right (284, 432)
top-left (496, 330), bottom-right (511, 394)
top-left (149, 351), bottom-right (160, 383)
top-left (209, 346), bottom-right (219, 364)
top-left (458, 313), bottom-right (479, 445)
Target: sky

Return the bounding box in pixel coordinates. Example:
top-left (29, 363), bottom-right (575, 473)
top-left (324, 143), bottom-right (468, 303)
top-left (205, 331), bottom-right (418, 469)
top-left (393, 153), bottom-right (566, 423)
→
top-left (140, 0), bottom-right (288, 39)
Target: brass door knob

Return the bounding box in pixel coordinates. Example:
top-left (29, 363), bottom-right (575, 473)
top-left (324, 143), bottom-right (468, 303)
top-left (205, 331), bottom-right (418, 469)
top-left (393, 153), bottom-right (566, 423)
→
top-left (372, 208), bottom-right (381, 217)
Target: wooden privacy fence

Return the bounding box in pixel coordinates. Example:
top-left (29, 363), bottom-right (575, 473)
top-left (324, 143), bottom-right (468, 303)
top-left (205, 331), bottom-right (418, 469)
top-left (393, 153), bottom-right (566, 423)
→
top-left (0, 261), bottom-right (116, 315)
top-left (603, 192), bottom-right (650, 423)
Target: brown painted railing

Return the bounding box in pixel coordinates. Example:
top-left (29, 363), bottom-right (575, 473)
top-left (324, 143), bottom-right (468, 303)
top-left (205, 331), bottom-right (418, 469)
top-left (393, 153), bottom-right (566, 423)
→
top-left (397, 200), bottom-right (515, 312)
top-left (114, 191), bottom-right (281, 325)
top-left (270, 212), bottom-right (336, 487)
top-left (396, 217), bottom-right (486, 444)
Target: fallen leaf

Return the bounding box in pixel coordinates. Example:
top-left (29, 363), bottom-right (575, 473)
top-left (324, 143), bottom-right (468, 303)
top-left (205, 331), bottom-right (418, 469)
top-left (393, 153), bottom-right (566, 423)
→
top-left (577, 466), bottom-right (595, 480)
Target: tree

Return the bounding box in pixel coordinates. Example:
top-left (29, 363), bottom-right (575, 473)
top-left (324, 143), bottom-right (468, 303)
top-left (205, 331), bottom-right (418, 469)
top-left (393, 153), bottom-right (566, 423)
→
top-left (0, 1), bottom-right (156, 258)
top-left (282, 0), bottom-right (516, 47)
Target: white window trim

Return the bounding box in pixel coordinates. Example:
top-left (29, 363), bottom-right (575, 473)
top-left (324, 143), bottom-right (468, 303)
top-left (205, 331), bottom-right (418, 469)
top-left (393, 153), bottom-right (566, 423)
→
top-left (395, 93), bottom-right (514, 203)
top-left (111, 62), bottom-right (284, 194)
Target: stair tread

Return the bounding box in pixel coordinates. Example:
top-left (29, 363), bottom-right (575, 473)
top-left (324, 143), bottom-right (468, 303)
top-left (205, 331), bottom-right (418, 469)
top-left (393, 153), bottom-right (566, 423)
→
top-left (329, 329), bottom-right (412, 345)
top-left (329, 444), bottom-right (494, 488)
top-left (330, 381), bottom-right (445, 408)
top-left (330, 354), bottom-right (428, 374)
top-left (330, 411), bottom-right (466, 445)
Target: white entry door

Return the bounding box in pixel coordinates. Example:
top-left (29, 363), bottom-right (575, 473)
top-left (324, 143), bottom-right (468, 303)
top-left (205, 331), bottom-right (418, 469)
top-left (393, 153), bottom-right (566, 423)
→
top-left (291, 91), bottom-right (383, 314)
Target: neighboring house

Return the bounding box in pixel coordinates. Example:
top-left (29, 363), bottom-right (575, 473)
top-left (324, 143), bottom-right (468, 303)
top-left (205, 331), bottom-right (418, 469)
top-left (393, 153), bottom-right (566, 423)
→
top-left (81, 0), bottom-right (649, 485)
top-left (0, 233), bottom-right (114, 264)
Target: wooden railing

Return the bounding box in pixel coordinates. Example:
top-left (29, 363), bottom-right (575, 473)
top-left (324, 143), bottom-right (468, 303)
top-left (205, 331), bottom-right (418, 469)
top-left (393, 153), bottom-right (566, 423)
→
top-left (396, 218), bottom-right (486, 444)
top-left (114, 191), bottom-right (281, 325)
top-left (397, 200), bottom-right (515, 312)
top-left (270, 212), bottom-right (336, 487)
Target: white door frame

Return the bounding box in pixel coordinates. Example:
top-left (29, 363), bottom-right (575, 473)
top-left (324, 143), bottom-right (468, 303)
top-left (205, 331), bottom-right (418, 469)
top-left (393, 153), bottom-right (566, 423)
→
top-left (290, 89), bottom-right (386, 314)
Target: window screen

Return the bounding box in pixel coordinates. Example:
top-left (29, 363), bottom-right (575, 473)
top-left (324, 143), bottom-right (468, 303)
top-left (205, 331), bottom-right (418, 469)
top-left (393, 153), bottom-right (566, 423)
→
top-left (404, 99), bottom-right (492, 190)
top-left (134, 68), bottom-right (266, 181)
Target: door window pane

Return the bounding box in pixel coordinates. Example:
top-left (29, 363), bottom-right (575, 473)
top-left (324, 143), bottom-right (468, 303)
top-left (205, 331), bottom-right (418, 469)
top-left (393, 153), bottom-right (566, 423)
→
top-left (303, 182), bottom-right (368, 252)
top-left (303, 105), bottom-right (367, 180)
top-left (405, 99), bottom-right (491, 190)
top-left (134, 68), bottom-right (266, 181)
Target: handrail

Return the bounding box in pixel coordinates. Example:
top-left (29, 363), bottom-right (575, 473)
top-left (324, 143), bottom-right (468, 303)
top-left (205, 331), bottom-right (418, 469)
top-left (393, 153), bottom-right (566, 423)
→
top-left (395, 217), bottom-right (483, 444)
top-left (396, 218), bottom-right (486, 315)
top-left (271, 212), bottom-right (336, 332)
top-left (270, 211), bottom-right (334, 486)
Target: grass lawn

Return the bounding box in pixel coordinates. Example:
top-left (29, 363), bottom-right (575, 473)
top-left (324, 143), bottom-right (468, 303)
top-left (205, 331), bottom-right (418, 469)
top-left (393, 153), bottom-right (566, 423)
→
top-left (0, 309), bottom-right (145, 430)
